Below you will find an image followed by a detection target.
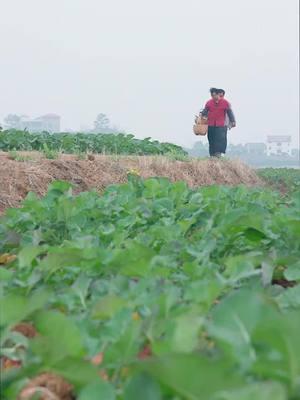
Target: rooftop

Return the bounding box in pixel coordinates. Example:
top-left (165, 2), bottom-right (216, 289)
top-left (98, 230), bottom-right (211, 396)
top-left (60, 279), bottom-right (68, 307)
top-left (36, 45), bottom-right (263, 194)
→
top-left (245, 143), bottom-right (266, 148)
top-left (41, 114), bottom-right (60, 119)
top-left (20, 114), bottom-right (61, 121)
top-left (267, 135), bottom-right (291, 143)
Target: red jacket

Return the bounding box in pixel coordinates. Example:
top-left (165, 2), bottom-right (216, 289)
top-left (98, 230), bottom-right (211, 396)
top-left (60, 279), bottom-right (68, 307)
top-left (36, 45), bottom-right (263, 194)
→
top-left (203, 98), bottom-right (235, 127)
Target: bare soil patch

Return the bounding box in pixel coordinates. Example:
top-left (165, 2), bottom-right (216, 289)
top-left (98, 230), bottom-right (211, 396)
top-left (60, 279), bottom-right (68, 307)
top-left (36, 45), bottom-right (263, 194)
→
top-left (0, 152), bottom-right (263, 212)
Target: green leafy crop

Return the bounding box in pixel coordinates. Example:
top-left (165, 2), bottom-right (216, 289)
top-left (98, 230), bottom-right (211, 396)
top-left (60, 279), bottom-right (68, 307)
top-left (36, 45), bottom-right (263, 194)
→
top-left (0, 130), bottom-right (187, 158)
top-left (0, 177), bottom-right (300, 399)
top-left (258, 168), bottom-right (300, 193)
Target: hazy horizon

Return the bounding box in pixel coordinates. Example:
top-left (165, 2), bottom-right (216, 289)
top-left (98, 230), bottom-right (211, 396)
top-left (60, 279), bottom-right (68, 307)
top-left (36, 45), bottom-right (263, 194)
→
top-left (1, 0), bottom-right (299, 148)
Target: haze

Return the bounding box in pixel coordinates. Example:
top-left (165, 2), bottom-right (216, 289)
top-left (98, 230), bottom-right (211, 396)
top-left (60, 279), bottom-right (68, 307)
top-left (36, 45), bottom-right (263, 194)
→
top-left (1, 0), bottom-right (299, 148)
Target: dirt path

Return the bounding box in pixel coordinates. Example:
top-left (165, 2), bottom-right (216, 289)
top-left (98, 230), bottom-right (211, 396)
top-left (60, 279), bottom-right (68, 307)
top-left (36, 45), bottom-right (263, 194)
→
top-left (0, 152), bottom-right (263, 212)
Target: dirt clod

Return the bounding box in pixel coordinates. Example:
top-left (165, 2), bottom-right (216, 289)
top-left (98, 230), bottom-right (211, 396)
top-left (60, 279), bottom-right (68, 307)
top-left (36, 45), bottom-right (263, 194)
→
top-left (13, 322), bottom-right (37, 338)
top-left (18, 373), bottom-right (74, 400)
top-left (272, 279), bottom-right (297, 288)
top-left (0, 323), bottom-right (38, 372)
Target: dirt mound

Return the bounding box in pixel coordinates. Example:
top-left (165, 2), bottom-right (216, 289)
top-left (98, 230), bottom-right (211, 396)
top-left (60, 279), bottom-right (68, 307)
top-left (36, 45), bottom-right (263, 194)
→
top-left (18, 372), bottom-right (74, 400)
top-left (0, 152), bottom-right (263, 212)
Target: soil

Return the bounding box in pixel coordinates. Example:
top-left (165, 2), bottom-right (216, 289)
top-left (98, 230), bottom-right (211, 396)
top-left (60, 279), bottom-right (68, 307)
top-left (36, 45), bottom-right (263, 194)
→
top-left (272, 279), bottom-right (297, 288)
top-left (0, 152), bottom-right (263, 213)
top-left (12, 322), bottom-right (37, 338)
top-left (18, 373), bottom-right (74, 400)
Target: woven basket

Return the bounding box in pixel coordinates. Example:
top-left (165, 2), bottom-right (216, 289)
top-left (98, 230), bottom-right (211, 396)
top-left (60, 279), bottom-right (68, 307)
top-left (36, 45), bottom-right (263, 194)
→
top-left (193, 116), bottom-right (208, 136)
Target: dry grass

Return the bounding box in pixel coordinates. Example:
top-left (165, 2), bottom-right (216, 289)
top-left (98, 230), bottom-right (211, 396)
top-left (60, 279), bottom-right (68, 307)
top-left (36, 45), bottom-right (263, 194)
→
top-left (0, 152), bottom-right (263, 212)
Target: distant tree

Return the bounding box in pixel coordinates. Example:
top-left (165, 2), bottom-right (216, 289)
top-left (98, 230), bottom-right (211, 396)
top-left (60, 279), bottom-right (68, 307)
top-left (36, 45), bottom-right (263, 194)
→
top-left (4, 114), bottom-right (22, 129)
top-left (93, 113), bottom-right (111, 133)
top-left (227, 144), bottom-right (245, 156)
top-left (188, 141), bottom-right (208, 157)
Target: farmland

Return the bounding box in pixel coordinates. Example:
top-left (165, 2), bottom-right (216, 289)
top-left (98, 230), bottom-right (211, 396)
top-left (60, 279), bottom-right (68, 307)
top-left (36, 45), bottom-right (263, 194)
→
top-left (258, 168), bottom-right (300, 193)
top-left (0, 130), bottom-right (187, 158)
top-left (0, 129), bottom-right (300, 399)
top-left (1, 165), bottom-right (300, 399)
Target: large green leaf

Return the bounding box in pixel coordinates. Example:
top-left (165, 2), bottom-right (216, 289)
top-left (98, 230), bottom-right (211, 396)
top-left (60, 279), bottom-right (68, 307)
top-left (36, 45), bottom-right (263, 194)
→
top-left (208, 289), bottom-right (274, 369)
top-left (53, 358), bottom-right (100, 388)
top-left (78, 381), bottom-right (115, 400)
top-left (92, 294), bottom-right (126, 320)
top-left (142, 354), bottom-right (244, 400)
top-left (277, 285), bottom-right (300, 310)
top-left (284, 261), bottom-right (300, 281)
top-left (18, 246), bottom-right (46, 268)
top-left (0, 294), bottom-right (28, 327)
top-left (223, 253), bottom-right (263, 281)
top-left (109, 242), bottom-right (155, 277)
top-left (0, 290), bottom-right (49, 327)
top-left (170, 313), bottom-right (203, 353)
top-left (32, 311), bottom-right (84, 364)
top-left (252, 311), bottom-right (300, 391)
top-left (124, 372), bottom-right (162, 400)
top-left (104, 322), bottom-right (141, 367)
top-left (215, 381), bottom-right (287, 400)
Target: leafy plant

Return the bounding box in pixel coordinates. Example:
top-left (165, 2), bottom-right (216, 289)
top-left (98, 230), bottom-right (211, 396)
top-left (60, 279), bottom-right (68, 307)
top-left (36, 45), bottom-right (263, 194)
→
top-left (258, 168), bottom-right (300, 193)
top-left (42, 143), bottom-right (58, 159)
top-left (0, 130), bottom-right (188, 157)
top-left (0, 177), bottom-right (299, 399)
top-left (8, 150), bottom-right (32, 162)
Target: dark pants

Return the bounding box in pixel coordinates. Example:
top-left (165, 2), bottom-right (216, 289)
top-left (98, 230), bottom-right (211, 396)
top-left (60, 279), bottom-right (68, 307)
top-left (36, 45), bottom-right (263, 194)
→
top-left (207, 126), bottom-right (227, 157)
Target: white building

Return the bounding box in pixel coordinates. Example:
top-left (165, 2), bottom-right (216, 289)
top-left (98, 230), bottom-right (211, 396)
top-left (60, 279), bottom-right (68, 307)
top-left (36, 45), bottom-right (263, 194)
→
top-left (266, 135), bottom-right (292, 156)
top-left (19, 114), bottom-right (60, 132)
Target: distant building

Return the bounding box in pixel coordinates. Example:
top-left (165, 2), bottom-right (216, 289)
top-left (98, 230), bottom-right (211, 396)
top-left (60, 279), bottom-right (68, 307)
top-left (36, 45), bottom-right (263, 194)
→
top-left (266, 135), bottom-right (292, 156)
top-left (291, 148), bottom-right (300, 158)
top-left (19, 114), bottom-right (60, 132)
top-left (245, 143), bottom-right (266, 155)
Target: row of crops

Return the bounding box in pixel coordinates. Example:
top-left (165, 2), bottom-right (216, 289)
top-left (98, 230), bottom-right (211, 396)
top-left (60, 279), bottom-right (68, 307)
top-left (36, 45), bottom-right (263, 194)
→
top-left (0, 130), bottom-right (187, 157)
top-left (258, 168), bottom-right (300, 193)
top-left (1, 174), bottom-right (300, 399)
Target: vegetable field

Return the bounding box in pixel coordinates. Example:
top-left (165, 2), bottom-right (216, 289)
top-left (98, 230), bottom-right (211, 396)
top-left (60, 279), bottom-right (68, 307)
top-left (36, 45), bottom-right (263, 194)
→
top-left (1, 175), bottom-right (300, 399)
top-left (258, 168), bottom-right (300, 193)
top-left (0, 130), bottom-right (187, 157)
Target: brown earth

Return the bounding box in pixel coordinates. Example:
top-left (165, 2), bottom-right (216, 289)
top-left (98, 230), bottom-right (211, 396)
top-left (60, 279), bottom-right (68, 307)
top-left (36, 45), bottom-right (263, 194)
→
top-left (18, 372), bottom-right (74, 400)
top-left (0, 152), bottom-right (263, 212)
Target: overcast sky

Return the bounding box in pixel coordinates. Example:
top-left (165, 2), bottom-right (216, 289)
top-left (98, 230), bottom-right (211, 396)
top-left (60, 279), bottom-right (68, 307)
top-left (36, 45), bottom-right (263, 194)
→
top-left (0, 0), bottom-right (299, 147)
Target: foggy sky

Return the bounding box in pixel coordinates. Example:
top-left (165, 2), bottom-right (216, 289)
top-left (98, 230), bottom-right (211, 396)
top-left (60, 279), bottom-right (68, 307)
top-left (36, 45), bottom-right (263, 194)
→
top-left (1, 0), bottom-right (299, 148)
